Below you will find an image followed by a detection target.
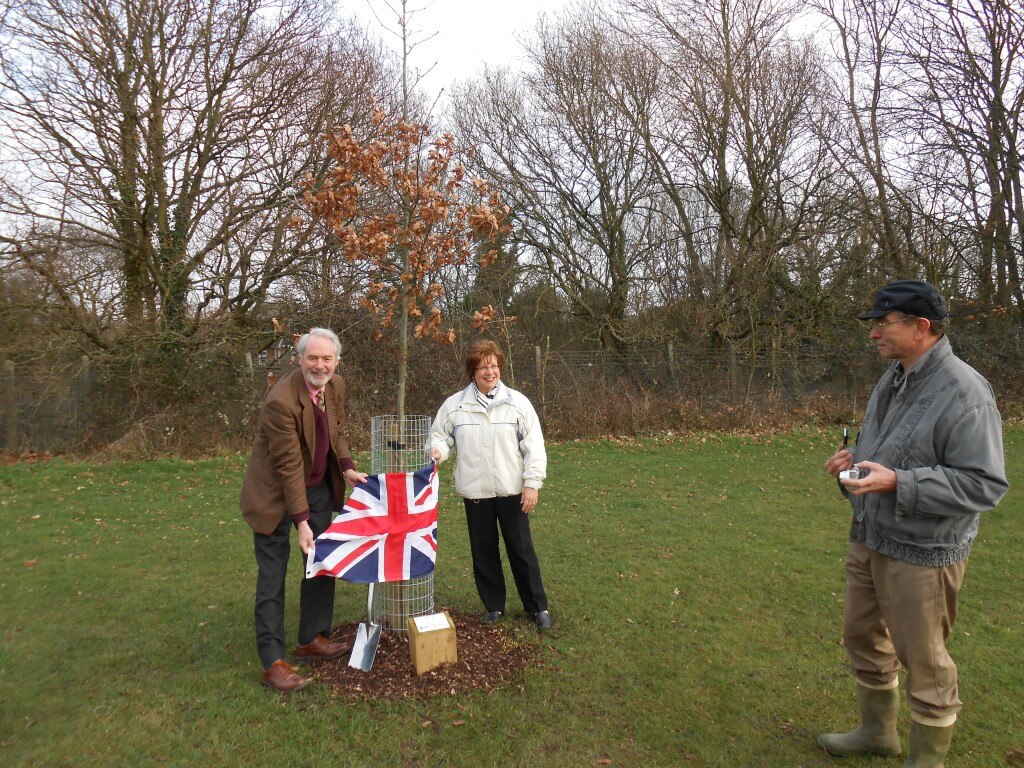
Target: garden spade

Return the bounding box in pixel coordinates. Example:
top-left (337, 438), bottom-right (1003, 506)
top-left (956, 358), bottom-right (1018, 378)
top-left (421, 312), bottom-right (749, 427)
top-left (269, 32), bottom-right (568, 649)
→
top-left (348, 582), bottom-right (381, 671)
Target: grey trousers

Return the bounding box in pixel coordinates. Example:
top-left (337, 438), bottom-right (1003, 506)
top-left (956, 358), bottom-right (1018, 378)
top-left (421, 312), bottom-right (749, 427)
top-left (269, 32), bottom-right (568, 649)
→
top-left (253, 479), bottom-right (335, 669)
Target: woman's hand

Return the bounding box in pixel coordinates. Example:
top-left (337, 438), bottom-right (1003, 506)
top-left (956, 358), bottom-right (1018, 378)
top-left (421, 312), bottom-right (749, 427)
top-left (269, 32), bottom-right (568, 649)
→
top-left (429, 447), bottom-right (442, 462)
top-left (521, 487), bottom-right (538, 514)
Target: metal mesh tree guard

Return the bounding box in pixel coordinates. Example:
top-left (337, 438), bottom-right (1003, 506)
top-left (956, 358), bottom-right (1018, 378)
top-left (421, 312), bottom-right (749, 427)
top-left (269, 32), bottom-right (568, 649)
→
top-left (372, 578), bottom-right (436, 632)
top-left (370, 414), bottom-right (432, 473)
top-left (369, 414), bottom-right (435, 633)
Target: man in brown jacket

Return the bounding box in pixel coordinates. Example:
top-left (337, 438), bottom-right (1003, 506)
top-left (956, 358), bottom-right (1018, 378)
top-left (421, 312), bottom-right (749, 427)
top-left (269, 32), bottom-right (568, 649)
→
top-left (241, 327), bottom-right (367, 691)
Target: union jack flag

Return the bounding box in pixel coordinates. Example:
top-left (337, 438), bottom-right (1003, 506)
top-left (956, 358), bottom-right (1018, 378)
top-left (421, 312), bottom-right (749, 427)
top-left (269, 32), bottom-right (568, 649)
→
top-left (305, 462), bottom-right (439, 583)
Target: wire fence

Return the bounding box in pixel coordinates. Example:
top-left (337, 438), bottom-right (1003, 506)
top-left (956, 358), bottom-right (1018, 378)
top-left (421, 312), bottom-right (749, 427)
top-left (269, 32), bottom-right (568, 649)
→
top-left (523, 344), bottom-right (884, 414)
top-left (1, 341), bottom-right (1014, 455)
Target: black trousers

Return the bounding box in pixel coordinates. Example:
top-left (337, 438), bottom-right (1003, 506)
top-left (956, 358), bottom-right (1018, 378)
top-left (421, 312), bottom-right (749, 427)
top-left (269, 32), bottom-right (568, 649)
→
top-left (253, 478), bottom-right (335, 669)
top-left (464, 495), bottom-right (548, 615)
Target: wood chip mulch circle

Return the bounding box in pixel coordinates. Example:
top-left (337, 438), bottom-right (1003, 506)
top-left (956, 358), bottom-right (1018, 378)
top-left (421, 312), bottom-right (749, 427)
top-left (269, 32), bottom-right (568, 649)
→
top-left (307, 608), bottom-right (542, 700)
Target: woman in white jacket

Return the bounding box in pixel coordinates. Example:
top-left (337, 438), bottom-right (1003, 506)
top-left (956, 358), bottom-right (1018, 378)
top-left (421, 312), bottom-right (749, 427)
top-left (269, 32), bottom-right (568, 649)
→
top-left (428, 339), bottom-right (553, 631)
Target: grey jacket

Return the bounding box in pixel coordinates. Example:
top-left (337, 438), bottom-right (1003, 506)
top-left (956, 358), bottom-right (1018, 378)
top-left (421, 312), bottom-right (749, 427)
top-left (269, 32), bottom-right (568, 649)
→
top-left (848, 335), bottom-right (1008, 566)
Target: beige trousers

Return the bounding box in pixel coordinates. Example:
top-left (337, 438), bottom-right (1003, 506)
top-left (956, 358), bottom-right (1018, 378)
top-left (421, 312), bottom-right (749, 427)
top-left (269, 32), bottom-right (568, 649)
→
top-left (842, 543), bottom-right (966, 726)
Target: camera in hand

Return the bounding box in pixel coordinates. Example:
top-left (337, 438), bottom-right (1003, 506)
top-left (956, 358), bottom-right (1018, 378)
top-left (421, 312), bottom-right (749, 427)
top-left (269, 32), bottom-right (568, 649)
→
top-left (840, 467), bottom-right (869, 481)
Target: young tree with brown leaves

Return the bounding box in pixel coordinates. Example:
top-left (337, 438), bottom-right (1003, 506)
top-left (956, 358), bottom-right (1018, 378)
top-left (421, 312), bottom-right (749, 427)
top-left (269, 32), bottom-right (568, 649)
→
top-left (300, 105), bottom-right (508, 417)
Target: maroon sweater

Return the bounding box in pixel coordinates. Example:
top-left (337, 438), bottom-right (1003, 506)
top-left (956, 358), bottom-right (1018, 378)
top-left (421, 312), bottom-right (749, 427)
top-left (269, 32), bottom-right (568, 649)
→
top-left (293, 403), bottom-right (355, 526)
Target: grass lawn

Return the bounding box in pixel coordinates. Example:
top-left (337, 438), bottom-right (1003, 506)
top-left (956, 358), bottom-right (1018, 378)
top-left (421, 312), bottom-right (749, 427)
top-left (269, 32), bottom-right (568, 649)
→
top-left (1, 425), bottom-right (1021, 767)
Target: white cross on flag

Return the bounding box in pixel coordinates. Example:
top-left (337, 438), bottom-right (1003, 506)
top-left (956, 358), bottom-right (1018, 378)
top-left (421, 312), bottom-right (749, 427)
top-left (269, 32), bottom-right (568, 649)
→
top-left (305, 463), bottom-right (439, 583)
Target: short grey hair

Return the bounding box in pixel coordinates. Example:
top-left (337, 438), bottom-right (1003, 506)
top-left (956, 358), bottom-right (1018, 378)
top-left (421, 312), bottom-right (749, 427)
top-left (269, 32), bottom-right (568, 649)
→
top-left (896, 311), bottom-right (949, 337)
top-left (928, 316), bottom-right (949, 336)
top-left (296, 327), bottom-right (341, 358)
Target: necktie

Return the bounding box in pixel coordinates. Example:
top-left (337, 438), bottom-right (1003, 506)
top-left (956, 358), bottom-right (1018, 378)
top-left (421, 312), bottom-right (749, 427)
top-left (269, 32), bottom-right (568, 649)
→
top-left (316, 390), bottom-right (325, 412)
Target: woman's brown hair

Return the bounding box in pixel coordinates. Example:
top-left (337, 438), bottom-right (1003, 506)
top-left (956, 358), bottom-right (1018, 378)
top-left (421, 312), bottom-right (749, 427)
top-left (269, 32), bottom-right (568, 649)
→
top-left (464, 339), bottom-right (504, 380)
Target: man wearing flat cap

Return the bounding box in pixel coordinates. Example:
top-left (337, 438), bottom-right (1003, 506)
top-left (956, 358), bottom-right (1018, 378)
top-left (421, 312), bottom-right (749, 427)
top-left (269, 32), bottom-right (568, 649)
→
top-left (819, 280), bottom-right (1008, 766)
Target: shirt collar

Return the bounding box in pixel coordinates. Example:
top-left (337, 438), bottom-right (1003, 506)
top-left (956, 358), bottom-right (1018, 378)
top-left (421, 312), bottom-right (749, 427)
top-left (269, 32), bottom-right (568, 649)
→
top-left (474, 381), bottom-right (503, 409)
top-left (305, 380), bottom-right (324, 402)
top-left (893, 337), bottom-right (945, 393)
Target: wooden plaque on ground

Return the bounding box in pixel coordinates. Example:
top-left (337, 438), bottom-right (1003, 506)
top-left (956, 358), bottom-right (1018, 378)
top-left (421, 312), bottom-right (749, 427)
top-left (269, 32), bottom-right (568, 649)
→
top-left (407, 611), bottom-right (457, 676)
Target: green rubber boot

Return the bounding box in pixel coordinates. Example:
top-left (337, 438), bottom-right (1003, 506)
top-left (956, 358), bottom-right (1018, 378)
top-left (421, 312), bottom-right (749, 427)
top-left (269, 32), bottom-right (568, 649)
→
top-left (818, 684), bottom-right (902, 757)
top-left (901, 720), bottom-right (953, 768)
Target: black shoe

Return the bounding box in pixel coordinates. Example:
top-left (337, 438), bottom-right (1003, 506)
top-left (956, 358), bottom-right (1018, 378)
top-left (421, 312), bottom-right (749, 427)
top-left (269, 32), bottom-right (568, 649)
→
top-left (535, 610), bottom-right (553, 630)
top-left (482, 610), bottom-right (503, 625)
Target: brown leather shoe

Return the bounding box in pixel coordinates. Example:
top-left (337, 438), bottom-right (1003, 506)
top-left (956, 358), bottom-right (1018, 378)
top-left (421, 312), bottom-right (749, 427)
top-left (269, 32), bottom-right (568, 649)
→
top-left (261, 660), bottom-right (309, 692)
top-left (293, 635), bottom-right (352, 661)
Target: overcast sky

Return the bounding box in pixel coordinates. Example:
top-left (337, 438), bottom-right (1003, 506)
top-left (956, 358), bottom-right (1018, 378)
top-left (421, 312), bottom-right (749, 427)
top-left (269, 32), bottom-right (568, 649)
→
top-left (344, 0), bottom-right (579, 99)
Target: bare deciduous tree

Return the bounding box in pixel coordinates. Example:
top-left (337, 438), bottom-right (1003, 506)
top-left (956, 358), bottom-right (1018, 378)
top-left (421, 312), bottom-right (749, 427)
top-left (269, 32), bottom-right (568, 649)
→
top-left (899, 0), bottom-right (1024, 310)
top-left (812, 0), bottom-right (919, 273)
top-left (452, 12), bottom-right (667, 352)
top-left (814, 0), bottom-right (1024, 315)
top-left (0, 0), bottom-right (389, 364)
top-left (617, 0), bottom-right (845, 350)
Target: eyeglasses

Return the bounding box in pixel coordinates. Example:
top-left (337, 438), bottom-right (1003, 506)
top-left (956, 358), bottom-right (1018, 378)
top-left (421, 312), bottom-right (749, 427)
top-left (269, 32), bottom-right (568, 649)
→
top-left (861, 316), bottom-right (916, 330)
top-left (475, 364), bottom-right (500, 373)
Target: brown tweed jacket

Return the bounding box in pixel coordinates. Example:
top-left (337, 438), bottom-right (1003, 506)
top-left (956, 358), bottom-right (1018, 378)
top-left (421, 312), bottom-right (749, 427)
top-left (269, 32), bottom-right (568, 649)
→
top-left (240, 367), bottom-right (354, 534)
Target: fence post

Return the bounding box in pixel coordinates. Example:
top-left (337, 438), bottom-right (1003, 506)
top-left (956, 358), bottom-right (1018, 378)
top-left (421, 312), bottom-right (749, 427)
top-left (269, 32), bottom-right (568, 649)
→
top-left (3, 359), bottom-right (16, 452)
top-left (79, 355), bottom-right (91, 428)
top-left (535, 342), bottom-right (550, 422)
top-left (666, 341), bottom-right (676, 385)
top-left (728, 344), bottom-right (738, 399)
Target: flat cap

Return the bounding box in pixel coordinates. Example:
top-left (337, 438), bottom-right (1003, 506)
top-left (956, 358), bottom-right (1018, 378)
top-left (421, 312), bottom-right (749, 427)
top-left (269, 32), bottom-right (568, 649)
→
top-left (859, 279), bottom-right (949, 321)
